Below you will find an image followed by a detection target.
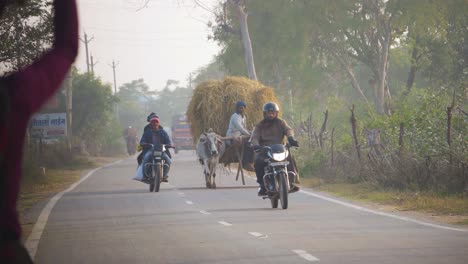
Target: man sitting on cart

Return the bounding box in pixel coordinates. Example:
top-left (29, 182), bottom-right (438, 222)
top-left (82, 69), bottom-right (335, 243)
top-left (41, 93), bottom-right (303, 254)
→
top-left (226, 100), bottom-right (250, 142)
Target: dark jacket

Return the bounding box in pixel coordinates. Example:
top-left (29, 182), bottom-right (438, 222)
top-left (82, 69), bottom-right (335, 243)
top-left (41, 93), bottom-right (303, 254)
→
top-left (251, 118), bottom-right (294, 146)
top-left (140, 128), bottom-right (172, 151)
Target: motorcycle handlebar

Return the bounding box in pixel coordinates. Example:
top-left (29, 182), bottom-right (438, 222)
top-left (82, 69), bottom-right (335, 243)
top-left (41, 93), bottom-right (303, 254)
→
top-left (254, 144), bottom-right (298, 153)
top-left (141, 143), bottom-right (174, 148)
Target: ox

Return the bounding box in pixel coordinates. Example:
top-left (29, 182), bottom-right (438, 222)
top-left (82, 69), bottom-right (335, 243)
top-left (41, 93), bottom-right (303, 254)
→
top-left (196, 129), bottom-right (226, 189)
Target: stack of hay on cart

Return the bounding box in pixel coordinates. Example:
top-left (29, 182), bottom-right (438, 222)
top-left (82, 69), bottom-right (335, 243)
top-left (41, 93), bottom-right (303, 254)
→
top-left (186, 76), bottom-right (281, 165)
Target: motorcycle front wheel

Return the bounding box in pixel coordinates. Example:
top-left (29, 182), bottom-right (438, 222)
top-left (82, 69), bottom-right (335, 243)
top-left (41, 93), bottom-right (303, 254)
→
top-left (149, 168), bottom-right (155, 192)
top-left (153, 163), bottom-right (162, 192)
top-left (279, 172), bottom-right (288, 209)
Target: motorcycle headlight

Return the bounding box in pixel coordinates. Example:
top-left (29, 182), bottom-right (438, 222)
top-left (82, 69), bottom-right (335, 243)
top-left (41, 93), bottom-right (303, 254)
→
top-left (272, 151), bottom-right (287, 161)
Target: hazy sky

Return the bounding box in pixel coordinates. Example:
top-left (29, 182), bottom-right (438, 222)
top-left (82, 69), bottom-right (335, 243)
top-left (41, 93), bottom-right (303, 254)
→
top-left (76, 0), bottom-right (221, 92)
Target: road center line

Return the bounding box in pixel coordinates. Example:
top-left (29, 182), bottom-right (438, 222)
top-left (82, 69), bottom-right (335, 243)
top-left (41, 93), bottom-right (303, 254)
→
top-left (25, 159), bottom-right (123, 259)
top-left (185, 200), bottom-right (193, 205)
top-left (249, 232), bottom-right (262, 237)
top-left (218, 221), bottom-right (232, 226)
top-left (292, 249), bottom-right (320, 262)
top-left (299, 190), bottom-right (468, 232)
top-left (248, 232), bottom-right (268, 238)
top-left (200, 210), bottom-right (211, 215)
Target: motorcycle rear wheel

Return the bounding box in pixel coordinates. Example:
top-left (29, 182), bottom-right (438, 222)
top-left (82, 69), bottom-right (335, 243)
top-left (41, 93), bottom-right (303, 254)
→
top-left (279, 172), bottom-right (288, 209)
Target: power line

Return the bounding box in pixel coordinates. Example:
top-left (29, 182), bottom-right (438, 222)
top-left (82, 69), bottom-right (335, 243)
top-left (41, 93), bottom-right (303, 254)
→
top-left (136, 0), bottom-right (151, 11)
top-left (193, 0), bottom-right (216, 14)
top-left (90, 54), bottom-right (98, 75)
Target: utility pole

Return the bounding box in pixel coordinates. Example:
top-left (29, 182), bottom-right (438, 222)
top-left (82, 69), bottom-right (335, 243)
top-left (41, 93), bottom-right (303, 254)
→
top-left (79, 33), bottom-right (94, 73)
top-left (109, 60), bottom-right (120, 119)
top-left (65, 70), bottom-right (73, 152)
top-left (109, 60), bottom-right (119, 94)
top-left (90, 54), bottom-right (98, 75)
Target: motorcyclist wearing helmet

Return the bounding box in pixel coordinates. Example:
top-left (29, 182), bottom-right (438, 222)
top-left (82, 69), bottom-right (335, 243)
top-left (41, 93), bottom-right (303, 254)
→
top-left (226, 100), bottom-right (250, 139)
top-left (144, 112), bottom-right (159, 132)
top-left (250, 102), bottom-right (299, 196)
top-left (140, 117), bottom-right (173, 182)
top-left (138, 112), bottom-right (172, 165)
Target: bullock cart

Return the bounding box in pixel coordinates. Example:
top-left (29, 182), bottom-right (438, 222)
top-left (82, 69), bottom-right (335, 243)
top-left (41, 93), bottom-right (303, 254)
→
top-left (187, 76), bottom-right (281, 187)
top-left (219, 134), bottom-right (253, 185)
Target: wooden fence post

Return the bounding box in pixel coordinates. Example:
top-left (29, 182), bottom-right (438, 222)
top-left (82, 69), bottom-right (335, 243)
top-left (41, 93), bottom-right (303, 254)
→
top-left (350, 105), bottom-right (361, 161)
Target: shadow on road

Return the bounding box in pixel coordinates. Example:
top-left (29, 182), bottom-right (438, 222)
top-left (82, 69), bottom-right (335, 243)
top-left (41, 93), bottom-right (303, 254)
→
top-left (207, 207), bottom-right (274, 213)
top-left (176, 186), bottom-right (258, 191)
top-left (64, 188), bottom-right (173, 197)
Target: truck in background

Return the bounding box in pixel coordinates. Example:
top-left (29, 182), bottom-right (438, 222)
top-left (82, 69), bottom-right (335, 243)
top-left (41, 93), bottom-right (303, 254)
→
top-left (171, 114), bottom-right (193, 153)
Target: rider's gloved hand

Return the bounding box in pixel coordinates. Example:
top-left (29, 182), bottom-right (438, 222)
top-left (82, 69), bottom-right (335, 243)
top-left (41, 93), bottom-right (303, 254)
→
top-left (253, 145), bottom-right (262, 152)
top-left (287, 136), bottom-right (299, 147)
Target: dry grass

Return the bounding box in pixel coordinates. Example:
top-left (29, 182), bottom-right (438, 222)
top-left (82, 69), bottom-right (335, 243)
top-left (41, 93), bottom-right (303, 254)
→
top-left (18, 170), bottom-right (82, 215)
top-left (301, 178), bottom-right (468, 225)
top-left (187, 76), bottom-right (280, 142)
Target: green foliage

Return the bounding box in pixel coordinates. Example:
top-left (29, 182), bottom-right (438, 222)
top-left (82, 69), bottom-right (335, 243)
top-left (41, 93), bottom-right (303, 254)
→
top-left (0, 0), bottom-right (53, 72)
top-left (365, 88), bottom-right (466, 162)
top-left (146, 80), bottom-right (193, 128)
top-left (116, 78), bottom-right (193, 137)
top-left (72, 70), bottom-right (118, 155)
top-left (117, 78), bottom-right (153, 132)
top-left (208, 0), bottom-right (465, 115)
top-left (296, 149), bottom-right (328, 178)
top-left (294, 85), bottom-right (466, 192)
top-left (101, 116), bottom-right (125, 156)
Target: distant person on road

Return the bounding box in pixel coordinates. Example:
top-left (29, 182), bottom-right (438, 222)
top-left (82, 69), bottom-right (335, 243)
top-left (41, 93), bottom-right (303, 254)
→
top-left (0, 0), bottom-right (79, 262)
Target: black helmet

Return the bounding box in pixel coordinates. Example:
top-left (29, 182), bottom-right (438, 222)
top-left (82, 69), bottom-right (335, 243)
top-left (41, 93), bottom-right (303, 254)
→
top-left (146, 112), bottom-right (159, 122)
top-left (263, 102), bottom-right (279, 113)
top-left (236, 100), bottom-right (246, 108)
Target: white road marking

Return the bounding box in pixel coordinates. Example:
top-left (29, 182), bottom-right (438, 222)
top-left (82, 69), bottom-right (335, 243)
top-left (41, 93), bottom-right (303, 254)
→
top-left (185, 200), bottom-right (194, 205)
top-left (178, 192), bottom-right (185, 196)
top-left (200, 210), bottom-right (211, 215)
top-left (248, 232), bottom-right (268, 238)
top-left (218, 221), bottom-right (233, 226)
top-left (25, 160), bottom-right (123, 259)
top-left (292, 249), bottom-right (320, 262)
top-left (300, 190), bottom-right (468, 232)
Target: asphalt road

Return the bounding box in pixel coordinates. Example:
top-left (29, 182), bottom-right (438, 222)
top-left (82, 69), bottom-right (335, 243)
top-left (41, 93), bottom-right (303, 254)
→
top-left (32, 150), bottom-right (468, 264)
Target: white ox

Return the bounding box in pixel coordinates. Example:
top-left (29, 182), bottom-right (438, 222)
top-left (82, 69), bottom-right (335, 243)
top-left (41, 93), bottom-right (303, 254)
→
top-left (196, 129), bottom-right (226, 189)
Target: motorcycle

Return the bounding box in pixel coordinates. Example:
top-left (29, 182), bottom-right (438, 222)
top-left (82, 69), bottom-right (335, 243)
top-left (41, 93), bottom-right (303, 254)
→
top-left (256, 143), bottom-right (298, 209)
top-left (143, 144), bottom-right (171, 192)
